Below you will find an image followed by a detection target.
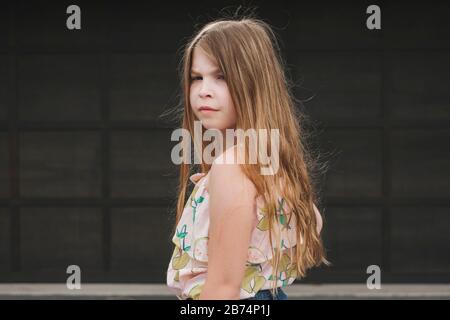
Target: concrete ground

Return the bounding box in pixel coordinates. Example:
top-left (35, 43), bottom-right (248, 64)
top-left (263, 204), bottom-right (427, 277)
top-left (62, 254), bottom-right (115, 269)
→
top-left (0, 284), bottom-right (449, 299)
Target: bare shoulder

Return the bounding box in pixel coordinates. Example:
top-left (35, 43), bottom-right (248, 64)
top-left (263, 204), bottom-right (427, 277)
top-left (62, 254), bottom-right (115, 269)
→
top-left (208, 146), bottom-right (257, 206)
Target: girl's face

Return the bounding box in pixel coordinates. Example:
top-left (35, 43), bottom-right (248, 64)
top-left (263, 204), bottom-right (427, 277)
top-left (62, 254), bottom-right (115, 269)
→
top-left (189, 47), bottom-right (236, 133)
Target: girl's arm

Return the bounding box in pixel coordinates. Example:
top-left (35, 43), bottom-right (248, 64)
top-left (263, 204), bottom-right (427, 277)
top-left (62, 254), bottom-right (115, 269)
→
top-left (313, 204), bottom-right (323, 235)
top-left (199, 148), bottom-right (257, 300)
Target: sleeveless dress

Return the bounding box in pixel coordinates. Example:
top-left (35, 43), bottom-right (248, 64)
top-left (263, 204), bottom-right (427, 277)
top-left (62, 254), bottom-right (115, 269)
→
top-left (166, 171), bottom-right (300, 300)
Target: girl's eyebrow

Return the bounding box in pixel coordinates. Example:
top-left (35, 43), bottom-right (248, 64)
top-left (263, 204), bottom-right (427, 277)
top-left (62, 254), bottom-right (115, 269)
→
top-left (190, 67), bottom-right (221, 74)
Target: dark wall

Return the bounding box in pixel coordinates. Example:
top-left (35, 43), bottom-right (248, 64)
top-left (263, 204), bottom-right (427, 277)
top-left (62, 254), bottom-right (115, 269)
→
top-left (0, 0), bottom-right (449, 283)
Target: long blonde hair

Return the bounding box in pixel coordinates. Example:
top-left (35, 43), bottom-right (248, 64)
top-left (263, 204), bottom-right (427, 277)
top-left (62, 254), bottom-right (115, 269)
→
top-left (168, 14), bottom-right (329, 296)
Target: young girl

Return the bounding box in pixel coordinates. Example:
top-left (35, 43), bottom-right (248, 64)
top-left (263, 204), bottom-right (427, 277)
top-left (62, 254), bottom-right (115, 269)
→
top-left (166, 15), bottom-right (328, 300)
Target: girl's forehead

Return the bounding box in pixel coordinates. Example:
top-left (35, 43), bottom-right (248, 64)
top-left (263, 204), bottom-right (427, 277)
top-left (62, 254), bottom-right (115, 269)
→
top-left (191, 47), bottom-right (219, 69)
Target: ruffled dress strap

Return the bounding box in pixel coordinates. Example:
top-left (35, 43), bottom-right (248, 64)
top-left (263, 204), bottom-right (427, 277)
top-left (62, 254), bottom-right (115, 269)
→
top-left (189, 172), bottom-right (206, 185)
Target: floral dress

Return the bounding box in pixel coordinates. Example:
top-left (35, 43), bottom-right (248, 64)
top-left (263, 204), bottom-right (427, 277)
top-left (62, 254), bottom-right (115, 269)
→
top-left (166, 172), bottom-right (299, 300)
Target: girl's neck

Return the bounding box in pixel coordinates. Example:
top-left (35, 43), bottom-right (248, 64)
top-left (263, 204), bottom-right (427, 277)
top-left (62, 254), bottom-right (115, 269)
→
top-left (213, 128), bottom-right (237, 161)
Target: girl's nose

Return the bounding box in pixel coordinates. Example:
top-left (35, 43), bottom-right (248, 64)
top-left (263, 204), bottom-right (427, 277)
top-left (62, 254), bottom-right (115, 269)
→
top-left (199, 81), bottom-right (213, 98)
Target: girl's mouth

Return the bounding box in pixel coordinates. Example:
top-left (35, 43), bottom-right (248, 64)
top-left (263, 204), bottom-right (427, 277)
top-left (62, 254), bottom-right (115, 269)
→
top-left (200, 109), bottom-right (218, 113)
top-left (199, 106), bottom-right (219, 113)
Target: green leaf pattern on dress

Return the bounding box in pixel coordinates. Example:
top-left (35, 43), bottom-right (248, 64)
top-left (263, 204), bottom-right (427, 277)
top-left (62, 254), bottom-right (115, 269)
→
top-left (168, 174), bottom-right (297, 299)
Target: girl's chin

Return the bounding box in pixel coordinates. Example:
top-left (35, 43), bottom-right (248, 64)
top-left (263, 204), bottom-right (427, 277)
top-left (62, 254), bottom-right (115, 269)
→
top-left (200, 121), bottom-right (221, 130)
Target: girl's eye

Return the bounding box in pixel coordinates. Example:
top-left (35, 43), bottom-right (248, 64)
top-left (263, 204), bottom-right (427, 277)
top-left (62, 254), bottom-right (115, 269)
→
top-left (190, 75), bottom-right (225, 81)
